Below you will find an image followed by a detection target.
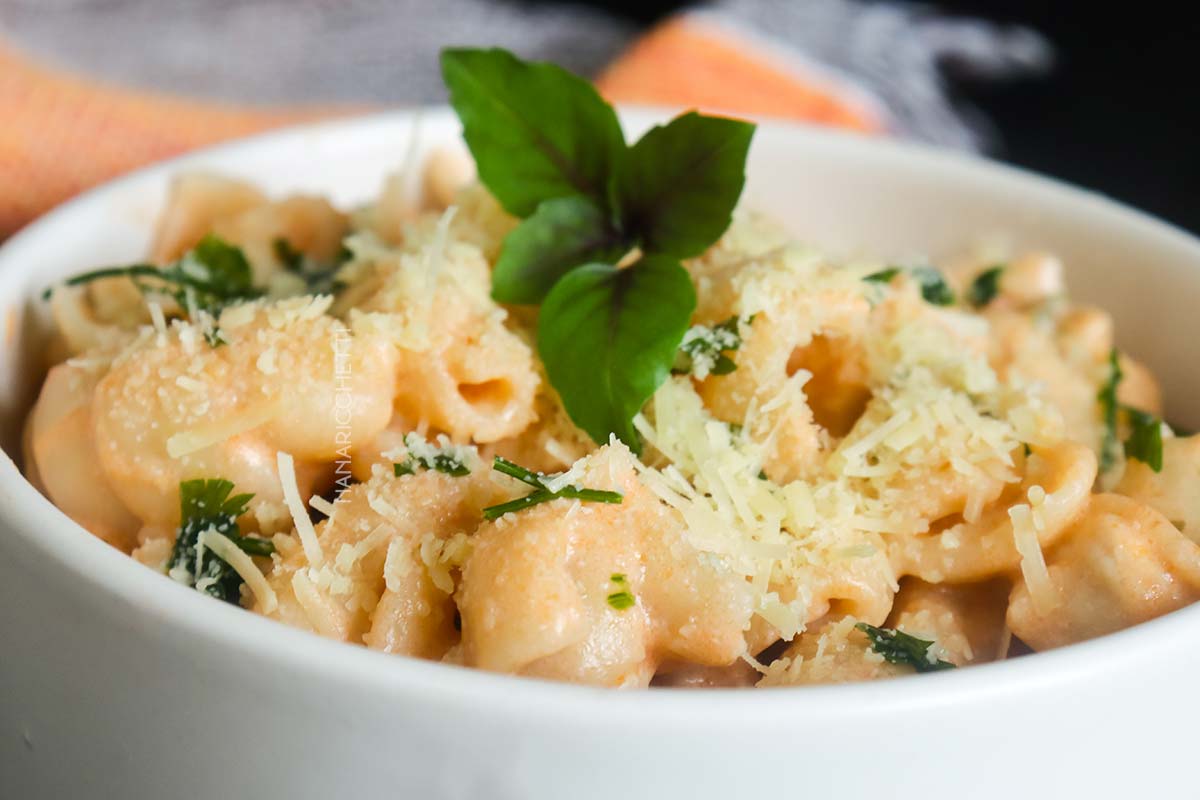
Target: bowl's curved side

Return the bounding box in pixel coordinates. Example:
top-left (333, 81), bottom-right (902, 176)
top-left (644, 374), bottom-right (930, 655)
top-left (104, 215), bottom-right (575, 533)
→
top-left (2, 109), bottom-right (1199, 798)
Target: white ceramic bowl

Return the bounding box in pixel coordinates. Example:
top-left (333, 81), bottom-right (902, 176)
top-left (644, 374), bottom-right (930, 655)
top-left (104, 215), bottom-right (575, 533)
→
top-left (3, 109), bottom-right (1199, 799)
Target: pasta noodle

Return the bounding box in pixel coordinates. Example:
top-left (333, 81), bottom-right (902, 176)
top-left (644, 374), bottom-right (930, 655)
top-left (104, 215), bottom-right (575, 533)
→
top-left (23, 153), bottom-right (1199, 689)
top-left (1007, 494), bottom-right (1200, 650)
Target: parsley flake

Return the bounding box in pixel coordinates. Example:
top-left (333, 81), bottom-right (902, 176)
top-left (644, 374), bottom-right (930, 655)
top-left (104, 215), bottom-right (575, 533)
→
top-left (912, 266), bottom-right (955, 306)
top-left (1098, 348), bottom-right (1124, 472)
top-left (855, 622), bottom-right (955, 673)
top-left (45, 235), bottom-right (260, 347)
top-left (967, 265), bottom-right (1005, 308)
top-left (393, 433), bottom-right (471, 477)
top-left (674, 315), bottom-right (748, 378)
top-left (863, 267), bottom-right (901, 284)
top-left (273, 236), bottom-right (348, 295)
top-left (167, 479), bottom-right (271, 604)
top-left (482, 456), bottom-right (623, 520)
top-left (863, 266), bottom-right (954, 305)
top-left (1124, 406), bottom-right (1164, 472)
top-left (607, 573), bottom-right (636, 610)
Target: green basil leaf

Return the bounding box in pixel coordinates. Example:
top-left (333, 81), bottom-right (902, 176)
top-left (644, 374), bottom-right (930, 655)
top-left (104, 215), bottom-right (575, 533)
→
top-left (492, 195), bottom-right (627, 304)
top-left (440, 48), bottom-right (625, 217)
top-left (537, 255), bottom-right (696, 451)
top-left (615, 111), bottom-right (755, 258)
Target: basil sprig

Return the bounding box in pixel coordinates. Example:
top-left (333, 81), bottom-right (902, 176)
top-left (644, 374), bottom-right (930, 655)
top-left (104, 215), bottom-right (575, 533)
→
top-left (442, 47), bottom-right (755, 452)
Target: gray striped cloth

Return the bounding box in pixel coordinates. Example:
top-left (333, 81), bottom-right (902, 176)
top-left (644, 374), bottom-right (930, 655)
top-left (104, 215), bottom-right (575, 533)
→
top-left (0, 0), bottom-right (1051, 151)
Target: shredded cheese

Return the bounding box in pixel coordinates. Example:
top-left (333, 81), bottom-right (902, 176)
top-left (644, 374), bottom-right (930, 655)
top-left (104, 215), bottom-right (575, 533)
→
top-left (198, 529), bottom-right (279, 613)
top-left (1010, 501), bottom-right (1056, 614)
top-left (309, 495), bottom-right (337, 518)
top-left (290, 570), bottom-right (339, 637)
top-left (166, 401), bottom-right (281, 459)
top-left (277, 451), bottom-right (324, 567)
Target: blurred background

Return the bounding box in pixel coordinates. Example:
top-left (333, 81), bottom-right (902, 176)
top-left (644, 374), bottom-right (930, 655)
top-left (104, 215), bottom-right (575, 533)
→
top-left (591, 0), bottom-right (1197, 233)
top-left (1, 0), bottom-right (1195, 236)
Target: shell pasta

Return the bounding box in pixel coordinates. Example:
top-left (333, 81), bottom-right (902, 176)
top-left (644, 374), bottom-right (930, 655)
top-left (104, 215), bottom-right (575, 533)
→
top-left (24, 148), bottom-right (1200, 689)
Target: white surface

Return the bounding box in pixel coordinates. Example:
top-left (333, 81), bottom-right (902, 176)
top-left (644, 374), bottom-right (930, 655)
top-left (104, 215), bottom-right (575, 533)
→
top-left (2, 109), bottom-right (1198, 799)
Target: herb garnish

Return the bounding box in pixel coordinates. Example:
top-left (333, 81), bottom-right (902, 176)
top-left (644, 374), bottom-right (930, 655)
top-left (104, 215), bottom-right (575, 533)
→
top-left (44, 235), bottom-right (260, 347)
top-left (482, 456), bottom-right (623, 520)
top-left (442, 48), bottom-right (754, 452)
top-left (1097, 348), bottom-right (1165, 473)
top-left (966, 265), bottom-right (1005, 308)
top-left (862, 266), bottom-right (954, 306)
top-left (167, 479), bottom-right (273, 604)
top-left (1124, 405), bottom-right (1164, 472)
top-left (393, 433), bottom-right (471, 477)
top-left (912, 266), bottom-right (955, 306)
top-left (1098, 348), bottom-right (1124, 472)
top-left (863, 267), bottom-right (901, 284)
top-left (606, 573), bottom-right (636, 610)
top-left (673, 315), bottom-right (748, 379)
top-left (273, 237), bottom-right (347, 296)
top-left (49, 235), bottom-right (257, 314)
top-left (855, 622), bottom-right (955, 673)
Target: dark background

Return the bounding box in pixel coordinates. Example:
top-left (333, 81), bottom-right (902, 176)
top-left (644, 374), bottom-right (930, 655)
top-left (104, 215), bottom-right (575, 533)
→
top-left (534, 0), bottom-right (1199, 234)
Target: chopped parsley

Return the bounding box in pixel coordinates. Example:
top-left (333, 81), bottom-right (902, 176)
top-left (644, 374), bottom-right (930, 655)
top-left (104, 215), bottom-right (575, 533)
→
top-left (967, 265), bottom-right (1005, 308)
top-left (863, 267), bottom-right (901, 284)
top-left (482, 456), bottom-right (624, 520)
top-left (273, 236), bottom-right (348, 295)
top-left (855, 622), bottom-right (955, 673)
top-left (166, 479), bottom-right (272, 604)
top-left (606, 573), bottom-right (636, 611)
top-left (863, 266), bottom-right (954, 306)
top-left (393, 434), bottom-right (471, 477)
top-left (45, 235), bottom-right (260, 347)
top-left (1124, 406), bottom-right (1164, 472)
top-left (1098, 348), bottom-right (1124, 472)
top-left (912, 266), bottom-right (956, 306)
top-left (52, 235), bottom-right (258, 313)
top-left (273, 237), bottom-right (305, 271)
top-left (1096, 349), bottom-right (1166, 473)
top-left (673, 315), bottom-right (748, 378)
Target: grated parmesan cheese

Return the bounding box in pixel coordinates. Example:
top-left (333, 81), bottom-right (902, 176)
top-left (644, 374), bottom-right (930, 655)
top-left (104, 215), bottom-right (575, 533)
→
top-left (198, 529), bottom-right (279, 613)
top-left (166, 401), bottom-right (280, 458)
top-left (1010, 501), bottom-right (1056, 614)
top-left (309, 495), bottom-right (337, 519)
top-left (277, 451), bottom-right (324, 567)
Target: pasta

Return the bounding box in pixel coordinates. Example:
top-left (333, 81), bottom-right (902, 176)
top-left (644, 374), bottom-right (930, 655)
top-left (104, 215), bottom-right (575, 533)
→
top-left (1007, 494), bottom-right (1200, 650)
top-left (23, 148), bottom-right (1200, 689)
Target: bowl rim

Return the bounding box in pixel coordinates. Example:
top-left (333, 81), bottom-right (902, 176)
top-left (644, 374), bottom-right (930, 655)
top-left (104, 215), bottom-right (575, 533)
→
top-left (4, 106), bottom-right (1200, 723)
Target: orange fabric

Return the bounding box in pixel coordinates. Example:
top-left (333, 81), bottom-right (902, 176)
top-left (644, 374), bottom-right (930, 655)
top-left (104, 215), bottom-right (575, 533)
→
top-left (0, 16), bottom-right (883, 237)
top-left (596, 17), bottom-right (884, 133)
top-left (0, 45), bottom-right (344, 237)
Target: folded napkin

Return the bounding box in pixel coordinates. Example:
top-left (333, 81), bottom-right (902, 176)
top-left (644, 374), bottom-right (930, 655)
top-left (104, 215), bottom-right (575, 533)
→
top-left (0, 0), bottom-right (1050, 238)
